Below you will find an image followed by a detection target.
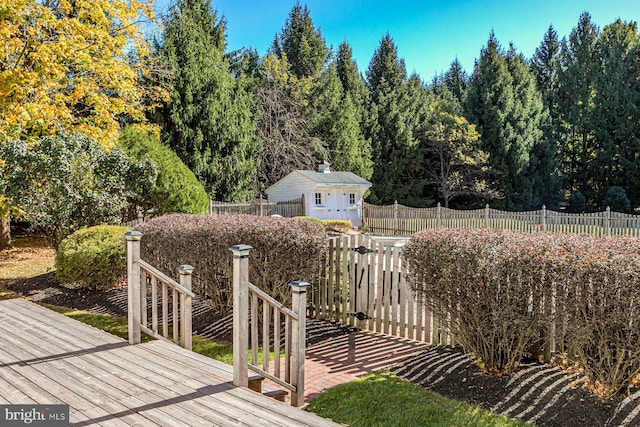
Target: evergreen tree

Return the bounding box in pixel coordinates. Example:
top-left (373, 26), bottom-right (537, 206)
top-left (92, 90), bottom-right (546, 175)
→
top-left (365, 33), bottom-right (431, 205)
top-left (531, 25), bottom-right (563, 207)
top-left (591, 20), bottom-right (640, 206)
top-left (443, 58), bottom-right (468, 111)
top-left (270, 3), bottom-right (329, 79)
top-left (557, 12), bottom-right (599, 202)
top-left (159, 0), bottom-right (260, 201)
top-left (310, 64), bottom-right (373, 178)
top-left (465, 33), bottom-right (546, 209)
top-left (505, 46), bottom-right (548, 209)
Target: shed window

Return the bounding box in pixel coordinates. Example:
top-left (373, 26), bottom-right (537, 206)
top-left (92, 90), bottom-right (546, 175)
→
top-left (315, 192), bottom-right (322, 205)
top-left (349, 193), bottom-right (356, 205)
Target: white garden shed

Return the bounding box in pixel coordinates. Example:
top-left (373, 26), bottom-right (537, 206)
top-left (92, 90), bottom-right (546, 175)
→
top-left (265, 162), bottom-right (372, 227)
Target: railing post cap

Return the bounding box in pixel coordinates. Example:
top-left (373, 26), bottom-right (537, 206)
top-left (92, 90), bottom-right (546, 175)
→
top-left (230, 244), bottom-right (253, 258)
top-left (289, 281), bottom-right (311, 293)
top-left (177, 265), bottom-right (195, 275)
top-left (124, 231), bottom-right (143, 241)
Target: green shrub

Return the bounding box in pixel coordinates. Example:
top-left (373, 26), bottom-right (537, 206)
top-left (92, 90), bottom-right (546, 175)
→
top-left (56, 225), bottom-right (129, 289)
top-left (136, 214), bottom-right (326, 311)
top-left (293, 216), bottom-right (323, 226)
top-left (603, 186), bottom-right (631, 213)
top-left (321, 219), bottom-right (353, 231)
top-left (404, 228), bottom-right (640, 396)
top-left (1, 133), bottom-right (155, 246)
top-left (118, 127), bottom-right (209, 216)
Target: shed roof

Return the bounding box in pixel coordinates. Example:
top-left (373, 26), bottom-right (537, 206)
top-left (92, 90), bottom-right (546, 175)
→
top-left (295, 170), bottom-right (371, 185)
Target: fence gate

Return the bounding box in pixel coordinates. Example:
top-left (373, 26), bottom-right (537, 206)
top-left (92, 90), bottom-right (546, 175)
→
top-left (310, 234), bottom-right (453, 345)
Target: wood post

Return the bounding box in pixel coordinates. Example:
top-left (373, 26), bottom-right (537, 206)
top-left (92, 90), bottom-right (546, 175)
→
top-left (290, 280), bottom-right (310, 407)
top-left (541, 205), bottom-right (547, 232)
top-left (393, 200), bottom-right (398, 235)
top-left (230, 245), bottom-right (253, 388)
top-left (606, 206), bottom-right (611, 236)
top-left (436, 203), bottom-right (442, 228)
top-left (484, 204), bottom-right (490, 228)
top-left (125, 231), bottom-right (143, 345)
top-left (178, 265), bottom-right (194, 351)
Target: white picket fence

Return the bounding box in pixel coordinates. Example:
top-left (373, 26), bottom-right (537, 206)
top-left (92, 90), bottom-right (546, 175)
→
top-left (363, 202), bottom-right (640, 237)
top-left (309, 234), bottom-right (454, 346)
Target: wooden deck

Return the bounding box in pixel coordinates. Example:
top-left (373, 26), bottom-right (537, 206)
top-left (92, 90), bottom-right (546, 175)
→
top-left (0, 298), bottom-right (342, 427)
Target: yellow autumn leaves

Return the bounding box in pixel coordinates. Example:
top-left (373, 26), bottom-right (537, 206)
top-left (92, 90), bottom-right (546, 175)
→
top-left (0, 0), bottom-right (163, 148)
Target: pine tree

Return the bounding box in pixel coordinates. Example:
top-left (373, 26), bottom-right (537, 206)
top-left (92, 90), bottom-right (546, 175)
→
top-left (310, 64), bottom-right (373, 178)
top-left (531, 25), bottom-right (562, 207)
top-left (365, 34), bottom-right (432, 205)
top-left (159, 0), bottom-right (260, 201)
top-left (465, 33), bottom-right (546, 209)
top-left (270, 3), bottom-right (328, 79)
top-left (591, 19), bottom-right (640, 206)
top-left (557, 12), bottom-right (599, 202)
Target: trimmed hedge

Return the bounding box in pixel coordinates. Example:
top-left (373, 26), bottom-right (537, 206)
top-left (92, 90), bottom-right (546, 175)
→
top-left (136, 214), bottom-right (326, 312)
top-left (404, 228), bottom-right (640, 396)
top-left (56, 225), bottom-right (129, 289)
top-left (118, 127), bottom-right (209, 215)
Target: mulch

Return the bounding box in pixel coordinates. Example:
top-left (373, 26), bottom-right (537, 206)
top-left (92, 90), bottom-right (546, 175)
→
top-left (7, 272), bottom-right (640, 427)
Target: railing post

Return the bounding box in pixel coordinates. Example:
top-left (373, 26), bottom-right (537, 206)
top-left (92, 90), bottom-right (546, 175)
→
top-left (606, 206), bottom-right (611, 236)
top-left (230, 245), bottom-right (253, 388)
top-left (484, 204), bottom-right (490, 228)
top-left (541, 205), bottom-right (547, 232)
top-left (125, 231), bottom-right (143, 345)
top-left (290, 280), bottom-right (310, 407)
top-left (436, 202), bottom-right (442, 228)
top-left (178, 265), bottom-right (194, 351)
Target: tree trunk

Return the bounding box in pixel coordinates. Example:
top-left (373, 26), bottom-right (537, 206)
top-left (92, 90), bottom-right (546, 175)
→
top-left (0, 218), bottom-right (11, 249)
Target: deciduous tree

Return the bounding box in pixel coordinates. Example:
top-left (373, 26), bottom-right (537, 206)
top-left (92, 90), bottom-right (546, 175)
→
top-left (0, 0), bottom-right (158, 145)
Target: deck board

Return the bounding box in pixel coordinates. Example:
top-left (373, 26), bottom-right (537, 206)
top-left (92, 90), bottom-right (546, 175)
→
top-left (0, 298), bottom-right (342, 427)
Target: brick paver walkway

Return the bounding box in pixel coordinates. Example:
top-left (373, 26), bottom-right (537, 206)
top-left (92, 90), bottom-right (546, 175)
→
top-left (303, 329), bottom-right (430, 399)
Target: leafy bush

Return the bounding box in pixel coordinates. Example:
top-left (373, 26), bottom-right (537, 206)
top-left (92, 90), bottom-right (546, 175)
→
top-left (118, 127), bottom-right (209, 216)
top-left (321, 219), bottom-right (353, 231)
top-left (1, 133), bottom-right (155, 246)
top-left (136, 214), bottom-right (326, 311)
top-left (404, 228), bottom-right (640, 396)
top-left (404, 229), bottom-right (554, 374)
top-left (293, 216), bottom-right (323, 226)
top-left (56, 225), bottom-right (129, 289)
top-left (602, 186), bottom-right (631, 213)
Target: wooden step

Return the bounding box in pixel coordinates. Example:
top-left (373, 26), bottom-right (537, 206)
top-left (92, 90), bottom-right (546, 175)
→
top-left (248, 375), bottom-right (264, 393)
top-left (263, 389), bottom-right (288, 402)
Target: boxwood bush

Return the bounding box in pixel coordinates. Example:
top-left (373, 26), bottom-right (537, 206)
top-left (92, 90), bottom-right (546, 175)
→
top-left (404, 228), bottom-right (640, 396)
top-left (56, 225), bottom-right (129, 289)
top-left (136, 214), bottom-right (326, 312)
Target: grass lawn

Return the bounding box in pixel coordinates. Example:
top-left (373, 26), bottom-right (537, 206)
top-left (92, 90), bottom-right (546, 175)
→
top-left (307, 372), bottom-right (529, 427)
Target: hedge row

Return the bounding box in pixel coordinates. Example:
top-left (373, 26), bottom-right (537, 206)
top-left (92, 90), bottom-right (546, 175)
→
top-left (136, 214), bottom-right (327, 311)
top-left (403, 228), bottom-right (640, 396)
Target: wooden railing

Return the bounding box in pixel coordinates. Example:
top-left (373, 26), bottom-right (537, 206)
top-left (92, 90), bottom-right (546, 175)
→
top-left (125, 231), bottom-right (195, 350)
top-left (230, 245), bottom-right (309, 407)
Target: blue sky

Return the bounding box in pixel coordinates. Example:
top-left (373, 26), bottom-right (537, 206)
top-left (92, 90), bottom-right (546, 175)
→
top-left (154, 0), bottom-right (640, 80)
